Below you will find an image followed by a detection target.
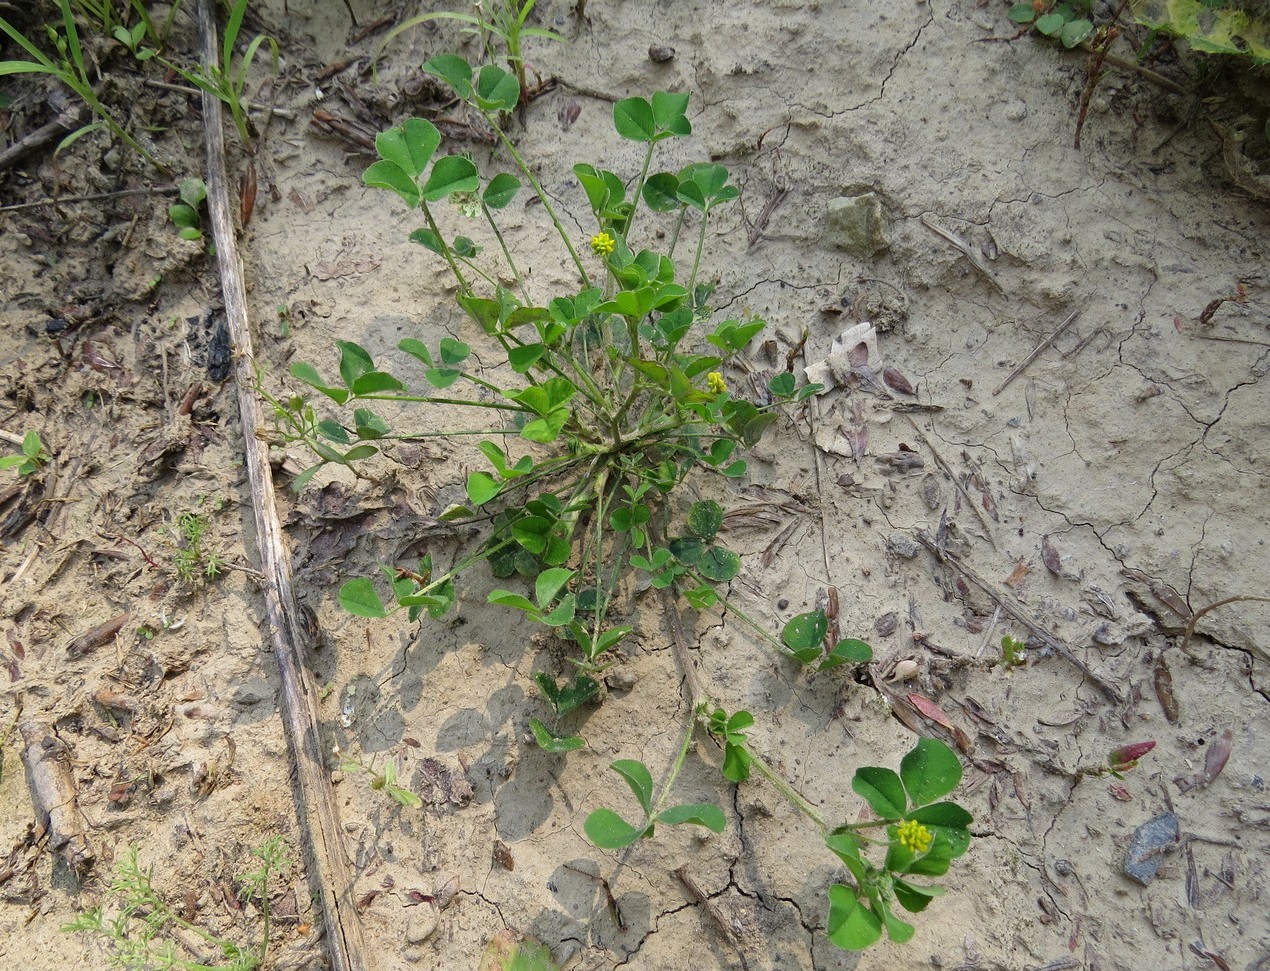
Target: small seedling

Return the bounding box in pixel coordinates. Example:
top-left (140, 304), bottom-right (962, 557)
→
top-left (1000, 634), bottom-right (1027, 669)
top-left (173, 511), bottom-right (224, 583)
top-left (169, 177), bottom-right (208, 241)
top-left (156, 0), bottom-right (278, 152)
top-left (1008, 1), bottom-right (1095, 48)
top-left (63, 838), bottom-right (290, 970)
top-left (373, 0), bottom-right (563, 103)
top-left (0, 430), bottom-right (49, 475)
top-left (339, 751), bottom-right (424, 809)
top-left (584, 758), bottom-right (726, 850)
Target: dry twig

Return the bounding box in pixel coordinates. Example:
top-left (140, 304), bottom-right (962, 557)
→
top-left (196, 2), bottom-right (369, 968)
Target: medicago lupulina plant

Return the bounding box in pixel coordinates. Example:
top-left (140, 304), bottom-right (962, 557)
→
top-left (266, 55), bottom-right (972, 950)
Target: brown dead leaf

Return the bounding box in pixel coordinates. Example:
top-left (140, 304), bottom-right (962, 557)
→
top-left (66, 614), bottom-right (130, 657)
top-left (908, 693), bottom-right (953, 729)
top-left (1153, 653), bottom-right (1179, 724)
top-left (1004, 559), bottom-right (1031, 592)
top-left (240, 160), bottom-right (257, 226)
top-left (288, 187), bottom-right (315, 212)
top-left (1175, 728), bottom-right (1233, 793)
top-left (1122, 569), bottom-right (1190, 618)
top-left (1041, 535), bottom-right (1062, 576)
top-left (883, 366), bottom-right (916, 395)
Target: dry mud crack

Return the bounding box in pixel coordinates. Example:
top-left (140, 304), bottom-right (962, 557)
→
top-left (2, 1), bottom-right (1268, 970)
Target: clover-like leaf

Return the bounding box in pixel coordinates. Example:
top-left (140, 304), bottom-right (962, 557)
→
top-left (900, 737), bottom-right (963, 807)
top-left (826, 885), bottom-right (883, 951)
top-left (613, 96), bottom-right (656, 141)
top-left (782, 610), bottom-right (828, 652)
top-left (852, 766), bottom-right (907, 820)
top-left (584, 808), bottom-right (649, 850)
top-left (339, 578), bottom-right (388, 618)
top-left (422, 54), bottom-right (473, 99)
top-left (687, 499), bottom-right (724, 541)
top-left (656, 803), bottom-right (725, 831)
top-left (610, 759), bottom-right (654, 816)
top-left (696, 545), bottom-right (740, 582)
top-left (475, 64), bottom-right (520, 111)
top-left (422, 155), bottom-right (480, 201)
top-left (362, 160), bottom-right (419, 207)
top-left (374, 117), bottom-right (440, 178)
top-left (529, 718), bottom-right (585, 753)
top-left (483, 172), bottom-right (521, 209)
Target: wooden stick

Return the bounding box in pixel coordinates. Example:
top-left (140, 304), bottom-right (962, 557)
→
top-left (0, 186), bottom-right (178, 214)
top-left (195, 3), bottom-right (368, 969)
top-left (905, 417), bottom-right (998, 550)
top-left (914, 530), bottom-right (1124, 703)
top-left (675, 867), bottom-right (751, 971)
top-left (0, 100), bottom-right (88, 173)
top-left (920, 215), bottom-right (1006, 297)
top-left (992, 307), bottom-right (1082, 396)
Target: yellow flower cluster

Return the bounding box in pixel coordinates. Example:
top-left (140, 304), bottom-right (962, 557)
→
top-left (896, 818), bottom-right (933, 855)
top-left (590, 231), bottom-right (615, 255)
top-left (706, 371), bottom-right (727, 394)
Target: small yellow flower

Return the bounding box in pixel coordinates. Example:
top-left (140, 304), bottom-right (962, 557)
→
top-left (590, 231), bottom-right (615, 255)
top-left (896, 818), bottom-right (933, 855)
top-left (706, 371), bottom-right (727, 394)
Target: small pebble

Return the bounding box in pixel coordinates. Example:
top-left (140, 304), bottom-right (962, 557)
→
top-left (648, 44), bottom-right (675, 62)
top-left (404, 905), bottom-right (439, 944)
top-left (233, 678), bottom-right (273, 707)
top-left (888, 533), bottom-right (920, 559)
top-left (1123, 811), bottom-right (1179, 885)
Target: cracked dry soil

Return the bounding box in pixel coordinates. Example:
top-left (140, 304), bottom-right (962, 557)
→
top-left (1, 1), bottom-right (1268, 970)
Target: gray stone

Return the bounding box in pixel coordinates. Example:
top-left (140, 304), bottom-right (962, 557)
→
top-left (826, 193), bottom-right (888, 257)
top-left (232, 678), bottom-right (273, 707)
top-left (1123, 811), bottom-right (1180, 885)
top-left (888, 533), bottom-right (920, 559)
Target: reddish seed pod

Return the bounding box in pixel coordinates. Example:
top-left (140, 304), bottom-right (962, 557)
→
top-left (1109, 740), bottom-right (1156, 769)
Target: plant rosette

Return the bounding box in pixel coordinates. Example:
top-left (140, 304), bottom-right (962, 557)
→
top-left (269, 54), bottom-right (969, 953)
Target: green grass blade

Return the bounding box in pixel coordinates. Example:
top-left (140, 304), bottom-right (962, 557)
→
top-left (223, 0), bottom-right (248, 69)
top-left (0, 19), bottom-right (58, 67)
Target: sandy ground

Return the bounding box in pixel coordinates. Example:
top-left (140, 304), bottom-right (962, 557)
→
top-left (1, 1), bottom-right (1268, 970)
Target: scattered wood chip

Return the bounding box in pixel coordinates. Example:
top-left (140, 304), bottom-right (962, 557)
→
top-left (1003, 559), bottom-right (1031, 593)
top-left (19, 720), bottom-right (94, 874)
top-left (1121, 569), bottom-right (1190, 619)
top-left (65, 613), bottom-right (130, 658)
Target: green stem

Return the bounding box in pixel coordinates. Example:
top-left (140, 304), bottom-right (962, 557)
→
top-left (485, 118), bottom-right (591, 286)
top-left (668, 206), bottom-right (688, 257)
top-left (421, 200), bottom-right (471, 291)
top-left (687, 208), bottom-right (710, 296)
top-left (706, 589), bottom-right (791, 659)
top-left (650, 710), bottom-right (698, 819)
top-left (354, 392), bottom-right (525, 411)
top-left (588, 466), bottom-right (615, 652)
top-left (746, 748), bottom-right (828, 831)
top-left (405, 532), bottom-right (520, 601)
top-left (624, 141), bottom-right (657, 239)
top-left (483, 203), bottom-right (530, 303)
